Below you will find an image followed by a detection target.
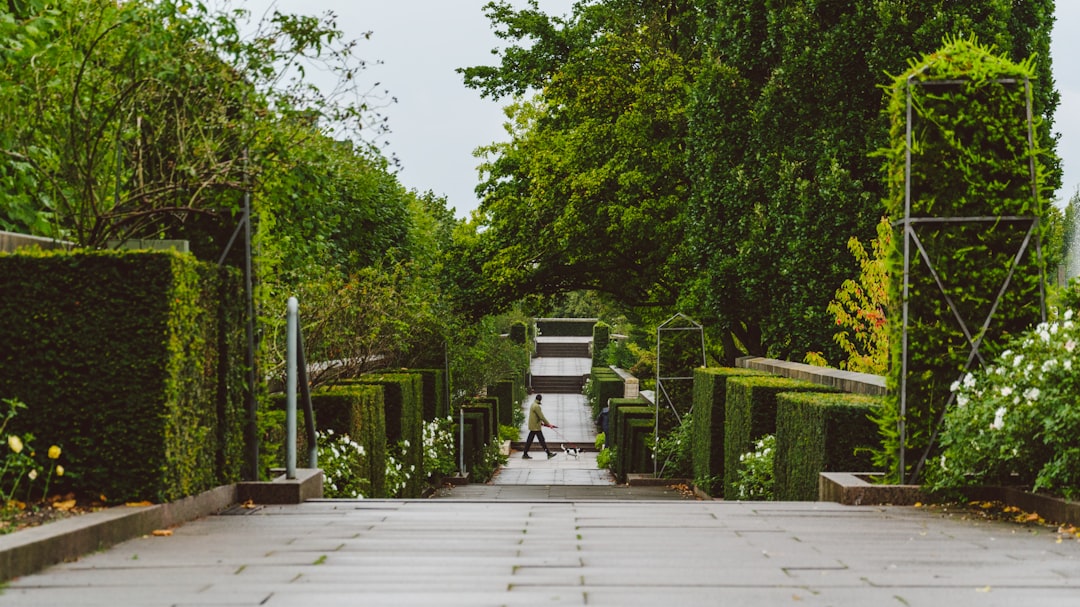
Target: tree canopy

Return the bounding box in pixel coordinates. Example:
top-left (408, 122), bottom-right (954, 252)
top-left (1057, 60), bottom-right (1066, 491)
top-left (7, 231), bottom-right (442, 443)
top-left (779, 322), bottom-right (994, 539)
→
top-left (461, 0), bottom-right (1059, 364)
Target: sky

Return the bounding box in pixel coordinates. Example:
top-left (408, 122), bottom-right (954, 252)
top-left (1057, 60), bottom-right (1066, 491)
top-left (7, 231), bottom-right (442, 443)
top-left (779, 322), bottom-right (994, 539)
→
top-left (248, 1), bottom-right (1080, 220)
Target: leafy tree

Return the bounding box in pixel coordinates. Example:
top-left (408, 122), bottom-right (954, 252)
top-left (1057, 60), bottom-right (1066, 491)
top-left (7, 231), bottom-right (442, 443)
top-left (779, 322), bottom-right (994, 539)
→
top-left (462, 0), bottom-right (700, 313)
top-left (683, 0), bottom-right (1057, 364)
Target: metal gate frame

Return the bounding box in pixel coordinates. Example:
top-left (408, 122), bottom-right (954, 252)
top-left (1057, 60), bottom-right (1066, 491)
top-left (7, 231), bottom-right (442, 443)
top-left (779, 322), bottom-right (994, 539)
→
top-left (654, 313), bottom-right (706, 476)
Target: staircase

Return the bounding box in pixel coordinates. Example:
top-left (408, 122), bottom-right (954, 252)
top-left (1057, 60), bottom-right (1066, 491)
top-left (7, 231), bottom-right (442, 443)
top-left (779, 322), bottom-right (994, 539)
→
top-left (535, 341), bottom-right (590, 358)
top-left (530, 375), bottom-right (586, 394)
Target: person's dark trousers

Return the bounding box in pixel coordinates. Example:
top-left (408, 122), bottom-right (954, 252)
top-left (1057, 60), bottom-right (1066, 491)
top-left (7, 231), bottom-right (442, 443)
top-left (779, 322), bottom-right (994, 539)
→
top-left (523, 430), bottom-right (549, 455)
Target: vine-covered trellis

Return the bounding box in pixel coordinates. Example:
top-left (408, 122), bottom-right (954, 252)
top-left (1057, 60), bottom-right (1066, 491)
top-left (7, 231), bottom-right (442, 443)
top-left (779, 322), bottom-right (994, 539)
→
top-left (882, 37), bottom-right (1050, 483)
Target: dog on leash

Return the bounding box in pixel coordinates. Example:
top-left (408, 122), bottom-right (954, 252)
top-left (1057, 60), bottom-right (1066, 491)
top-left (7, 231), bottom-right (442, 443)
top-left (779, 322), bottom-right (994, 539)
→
top-left (562, 445), bottom-right (580, 458)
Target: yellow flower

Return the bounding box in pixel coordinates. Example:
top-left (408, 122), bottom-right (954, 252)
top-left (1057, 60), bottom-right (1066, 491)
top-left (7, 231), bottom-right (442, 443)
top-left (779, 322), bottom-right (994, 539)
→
top-left (48, 445), bottom-right (61, 460)
top-left (8, 435), bottom-right (23, 454)
top-left (55, 465), bottom-right (64, 477)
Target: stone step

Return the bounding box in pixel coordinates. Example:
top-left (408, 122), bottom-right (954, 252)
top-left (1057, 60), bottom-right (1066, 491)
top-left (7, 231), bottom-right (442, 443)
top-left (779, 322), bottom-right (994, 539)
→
top-left (535, 342), bottom-right (590, 358)
top-left (531, 375), bottom-right (585, 394)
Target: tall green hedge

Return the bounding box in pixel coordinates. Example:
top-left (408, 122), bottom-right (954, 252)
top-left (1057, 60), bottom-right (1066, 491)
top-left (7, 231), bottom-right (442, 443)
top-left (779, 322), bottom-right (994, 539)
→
top-left (723, 376), bottom-right (837, 499)
top-left (608, 398), bottom-right (653, 482)
top-left (0, 250), bottom-right (245, 503)
top-left (486, 380), bottom-right (517, 427)
top-left (882, 37), bottom-right (1050, 482)
top-left (592, 321), bottom-right (611, 366)
top-left (589, 367), bottom-right (624, 419)
top-left (774, 392), bottom-right (882, 501)
top-left (535, 318), bottom-right (596, 337)
top-left (461, 399), bottom-right (497, 440)
top-left (404, 368), bottom-right (447, 421)
top-left (348, 373), bottom-right (424, 498)
top-left (691, 367), bottom-right (768, 497)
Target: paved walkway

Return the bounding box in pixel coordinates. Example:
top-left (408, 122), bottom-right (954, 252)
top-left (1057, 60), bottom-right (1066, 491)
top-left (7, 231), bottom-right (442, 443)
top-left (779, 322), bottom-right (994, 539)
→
top-left (4, 498), bottom-right (1079, 606)
top-left (5, 339), bottom-right (1080, 605)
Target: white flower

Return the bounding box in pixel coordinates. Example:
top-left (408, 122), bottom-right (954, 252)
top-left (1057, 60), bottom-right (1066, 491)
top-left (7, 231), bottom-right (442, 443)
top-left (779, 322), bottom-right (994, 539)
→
top-left (28, 469), bottom-right (37, 481)
top-left (950, 380), bottom-right (961, 393)
top-left (990, 407), bottom-right (1006, 431)
top-left (1013, 354), bottom-right (1025, 367)
top-left (956, 393), bottom-right (968, 407)
top-left (963, 373), bottom-right (976, 389)
top-left (1023, 387), bottom-right (1040, 402)
top-left (1065, 360), bottom-right (1073, 371)
top-left (999, 386), bottom-right (1013, 398)
top-left (1042, 359), bottom-right (1057, 373)
top-left (1066, 309), bottom-right (1075, 321)
top-left (1066, 340), bottom-right (1076, 353)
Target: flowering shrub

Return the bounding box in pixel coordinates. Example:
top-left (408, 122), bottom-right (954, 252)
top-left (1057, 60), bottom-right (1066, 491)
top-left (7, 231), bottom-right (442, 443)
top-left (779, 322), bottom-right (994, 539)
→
top-left (423, 417), bottom-right (457, 478)
top-left (384, 440), bottom-right (415, 497)
top-left (925, 310), bottom-right (1080, 499)
top-left (733, 434), bottom-right (775, 501)
top-left (0, 398), bottom-right (66, 511)
top-left (316, 429), bottom-right (370, 498)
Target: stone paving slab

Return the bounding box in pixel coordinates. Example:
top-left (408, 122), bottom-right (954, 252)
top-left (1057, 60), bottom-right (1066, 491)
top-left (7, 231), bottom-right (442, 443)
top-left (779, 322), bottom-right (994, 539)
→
top-left (4, 499), bottom-right (1080, 606)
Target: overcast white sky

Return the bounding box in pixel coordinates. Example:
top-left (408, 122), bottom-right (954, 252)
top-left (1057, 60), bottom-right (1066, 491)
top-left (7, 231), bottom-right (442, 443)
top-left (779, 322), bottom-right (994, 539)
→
top-left (248, 1), bottom-right (1080, 220)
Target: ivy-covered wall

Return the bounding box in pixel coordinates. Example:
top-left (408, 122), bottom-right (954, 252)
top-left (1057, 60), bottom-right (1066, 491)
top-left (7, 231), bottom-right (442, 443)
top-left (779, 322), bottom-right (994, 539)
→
top-left (0, 250), bottom-right (245, 503)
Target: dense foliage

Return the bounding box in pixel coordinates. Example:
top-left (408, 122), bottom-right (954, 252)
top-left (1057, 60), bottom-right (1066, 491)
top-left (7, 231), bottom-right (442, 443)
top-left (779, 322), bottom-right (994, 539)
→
top-left (461, 0), bottom-right (1059, 369)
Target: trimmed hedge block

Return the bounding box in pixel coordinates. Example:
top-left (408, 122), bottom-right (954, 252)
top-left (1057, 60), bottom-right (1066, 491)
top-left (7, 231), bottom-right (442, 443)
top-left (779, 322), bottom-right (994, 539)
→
top-left (348, 373), bottom-right (424, 498)
top-left (592, 322), bottom-right (611, 366)
top-left (462, 399), bottom-right (497, 441)
top-left (723, 376), bottom-right (838, 499)
top-left (486, 381), bottom-right (516, 427)
top-left (691, 367), bottom-right (769, 497)
top-left (775, 392), bottom-right (883, 501)
top-left (0, 250), bottom-right (245, 503)
top-left (305, 385), bottom-right (387, 498)
top-left (610, 401), bottom-right (653, 482)
top-left (404, 368), bottom-right (447, 421)
top-left (590, 367), bottom-right (624, 419)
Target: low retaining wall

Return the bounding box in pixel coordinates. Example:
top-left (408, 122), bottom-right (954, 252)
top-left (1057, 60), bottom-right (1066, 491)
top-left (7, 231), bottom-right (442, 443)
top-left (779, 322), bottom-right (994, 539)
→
top-left (735, 357), bottom-right (886, 396)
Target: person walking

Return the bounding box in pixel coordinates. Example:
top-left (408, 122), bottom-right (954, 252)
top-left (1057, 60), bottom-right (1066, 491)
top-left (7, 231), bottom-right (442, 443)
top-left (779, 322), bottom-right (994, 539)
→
top-left (522, 394), bottom-right (557, 459)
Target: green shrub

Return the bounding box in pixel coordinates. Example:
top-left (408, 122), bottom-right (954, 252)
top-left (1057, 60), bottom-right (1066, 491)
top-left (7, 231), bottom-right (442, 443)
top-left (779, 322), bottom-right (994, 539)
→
top-left (691, 367), bottom-right (768, 497)
top-left (774, 392), bottom-right (882, 501)
top-left (653, 413), bottom-right (693, 479)
top-left (723, 376), bottom-right (836, 499)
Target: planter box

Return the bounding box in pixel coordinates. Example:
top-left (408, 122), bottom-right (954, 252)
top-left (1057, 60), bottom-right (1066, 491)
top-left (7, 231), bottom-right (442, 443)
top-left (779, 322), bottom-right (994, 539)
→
top-left (819, 472), bottom-right (926, 505)
top-left (820, 472), bottom-right (1080, 527)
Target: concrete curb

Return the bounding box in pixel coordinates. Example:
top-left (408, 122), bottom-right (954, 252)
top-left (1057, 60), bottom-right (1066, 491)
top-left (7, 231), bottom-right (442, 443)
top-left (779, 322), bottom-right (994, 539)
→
top-left (0, 484), bottom-right (236, 582)
top-left (0, 469), bottom-right (323, 583)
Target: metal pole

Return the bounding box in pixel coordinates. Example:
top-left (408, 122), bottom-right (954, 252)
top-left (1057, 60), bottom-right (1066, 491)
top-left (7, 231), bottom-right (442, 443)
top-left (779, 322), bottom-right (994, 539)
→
top-left (459, 404), bottom-right (466, 475)
top-left (899, 78), bottom-right (914, 483)
top-left (286, 296), bottom-right (298, 479)
top-left (242, 150), bottom-right (260, 482)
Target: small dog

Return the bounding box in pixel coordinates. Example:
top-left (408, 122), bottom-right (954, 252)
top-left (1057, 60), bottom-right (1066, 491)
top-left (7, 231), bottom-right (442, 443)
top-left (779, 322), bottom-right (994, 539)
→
top-left (562, 445), bottom-right (580, 458)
